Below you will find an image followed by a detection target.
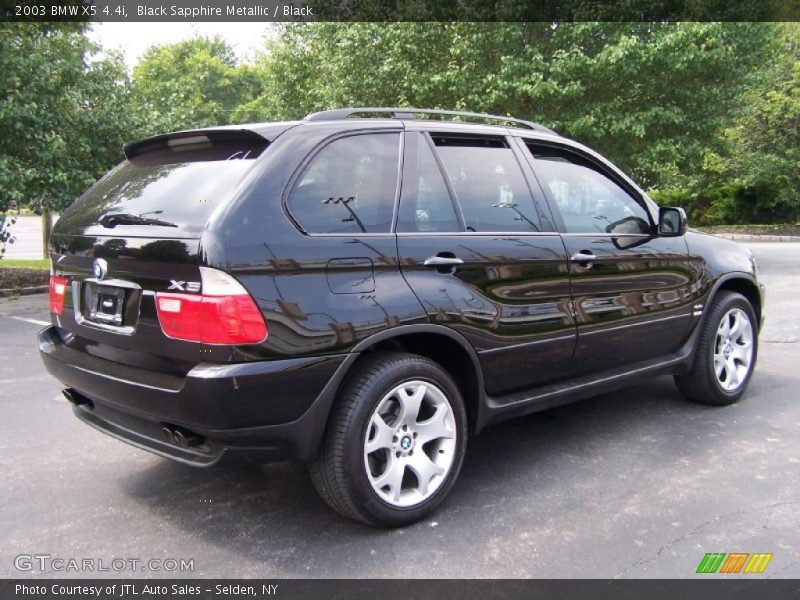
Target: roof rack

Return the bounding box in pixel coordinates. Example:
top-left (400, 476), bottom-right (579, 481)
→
top-left (303, 107), bottom-right (557, 134)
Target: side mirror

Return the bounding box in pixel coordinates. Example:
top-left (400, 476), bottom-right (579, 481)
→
top-left (658, 206), bottom-right (687, 236)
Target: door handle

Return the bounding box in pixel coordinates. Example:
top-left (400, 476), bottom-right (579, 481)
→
top-left (423, 254), bottom-right (464, 274)
top-left (423, 256), bottom-right (464, 267)
top-left (570, 251), bottom-right (598, 266)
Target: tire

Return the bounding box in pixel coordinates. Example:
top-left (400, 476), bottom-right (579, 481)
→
top-left (675, 291), bottom-right (758, 406)
top-left (309, 352), bottom-right (468, 527)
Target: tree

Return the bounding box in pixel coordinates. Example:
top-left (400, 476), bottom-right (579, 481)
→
top-left (0, 23), bottom-right (135, 212)
top-left (245, 23), bottom-right (777, 191)
top-left (131, 36), bottom-right (260, 134)
top-left (713, 24), bottom-right (799, 223)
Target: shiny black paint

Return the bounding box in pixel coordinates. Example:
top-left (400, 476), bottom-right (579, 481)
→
top-left (41, 117), bottom-right (764, 465)
top-left (683, 230), bottom-right (764, 328)
top-left (560, 234), bottom-right (693, 375)
top-left (40, 326), bottom-right (346, 430)
top-left (397, 233), bottom-right (575, 395)
top-left (48, 241), bottom-right (203, 369)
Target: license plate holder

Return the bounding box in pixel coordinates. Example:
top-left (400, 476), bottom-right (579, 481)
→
top-left (86, 284), bottom-right (126, 326)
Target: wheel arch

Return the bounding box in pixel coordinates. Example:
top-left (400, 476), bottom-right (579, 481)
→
top-left (350, 325), bottom-right (486, 436)
top-left (709, 273), bottom-right (763, 329)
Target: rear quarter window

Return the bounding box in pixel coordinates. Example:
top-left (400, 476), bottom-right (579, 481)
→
top-left (286, 132), bottom-right (401, 234)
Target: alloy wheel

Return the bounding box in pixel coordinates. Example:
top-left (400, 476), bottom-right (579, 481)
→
top-left (713, 308), bottom-right (754, 392)
top-left (363, 380), bottom-right (457, 508)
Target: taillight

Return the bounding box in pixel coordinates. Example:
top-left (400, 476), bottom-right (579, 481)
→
top-left (49, 275), bottom-right (68, 315)
top-left (155, 267), bottom-right (267, 345)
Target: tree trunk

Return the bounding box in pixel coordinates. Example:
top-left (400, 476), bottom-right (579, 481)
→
top-left (42, 211), bottom-right (54, 259)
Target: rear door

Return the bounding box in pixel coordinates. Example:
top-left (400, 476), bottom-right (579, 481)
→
top-left (396, 130), bottom-right (575, 397)
top-left (49, 131), bottom-right (269, 377)
top-left (520, 140), bottom-right (693, 377)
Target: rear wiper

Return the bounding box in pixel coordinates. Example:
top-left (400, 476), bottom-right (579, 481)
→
top-left (99, 213), bottom-right (178, 228)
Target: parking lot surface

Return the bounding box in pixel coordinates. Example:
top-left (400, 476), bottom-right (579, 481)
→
top-left (1, 242), bottom-right (798, 578)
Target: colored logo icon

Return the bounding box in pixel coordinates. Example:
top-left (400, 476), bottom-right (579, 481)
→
top-left (696, 552), bottom-right (773, 574)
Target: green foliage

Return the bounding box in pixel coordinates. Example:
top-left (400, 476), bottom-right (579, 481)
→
top-left (649, 185), bottom-right (739, 226)
top-left (247, 22), bottom-right (777, 191)
top-left (1, 22), bottom-right (797, 224)
top-left (654, 24), bottom-right (800, 225)
top-left (131, 36), bottom-right (260, 134)
top-left (716, 24), bottom-right (799, 223)
top-left (0, 23), bottom-right (134, 212)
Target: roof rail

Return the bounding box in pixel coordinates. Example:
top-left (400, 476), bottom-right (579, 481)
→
top-left (304, 107), bottom-right (557, 134)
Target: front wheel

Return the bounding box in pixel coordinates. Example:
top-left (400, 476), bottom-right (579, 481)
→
top-left (675, 291), bottom-right (758, 406)
top-left (309, 352), bottom-right (468, 527)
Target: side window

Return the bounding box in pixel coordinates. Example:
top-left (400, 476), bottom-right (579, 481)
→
top-left (287, 132), bottom-right (400, 234)
top-left (432, 135), bottom-right (541, 232)
top-left (526, 144), bottom-right (652, 235)
top-left (397, 134), bottom-right (460, 233)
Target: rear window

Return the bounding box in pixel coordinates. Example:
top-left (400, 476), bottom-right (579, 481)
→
top-left (56, 134), bottom-right (266, 238)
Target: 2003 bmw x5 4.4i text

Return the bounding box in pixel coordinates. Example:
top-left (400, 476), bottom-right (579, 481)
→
top-left (40, 108), bottom-right (764, 526)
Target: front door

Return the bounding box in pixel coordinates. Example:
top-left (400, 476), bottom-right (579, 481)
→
top-left (522, 141), bottom-right (693, 376)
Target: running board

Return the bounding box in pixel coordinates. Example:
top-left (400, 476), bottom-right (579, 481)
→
top-left (478, 350), bottom-right (693, 431)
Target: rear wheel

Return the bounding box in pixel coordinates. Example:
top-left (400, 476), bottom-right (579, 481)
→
top-left (675, 291), bottom-right (758, 405)
top-left (309, 352), bottom-right (467, 527)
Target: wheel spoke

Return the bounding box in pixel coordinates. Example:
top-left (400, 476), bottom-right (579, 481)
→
top-left (732, 345), bottom-right (750, 366)
top-left (397, 384), bottom-right (426, 426)
top-left (717, 315), bottom-right (731, 337)
top-left (408, 452), bottom-right (445, 496)
top-left (728, 313), bottom-right (743, 339)
top-left (726, 357), bottom-right (739, 387)
top-left (714, 356), bottom-right (726, 378)
top-left (372, 457), bottom-right (406, 503)
top-left (365, 413), bottom-right (395, 454)
top-left (415, 404), bottom-right (453, 445)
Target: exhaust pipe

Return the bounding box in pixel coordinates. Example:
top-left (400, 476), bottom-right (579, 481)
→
top-left (162, 427), bottom-right (177, 445)
top-left (162, 424), bottom-right (203, 448)
top-left (62, 389), bottom-right (93, 409)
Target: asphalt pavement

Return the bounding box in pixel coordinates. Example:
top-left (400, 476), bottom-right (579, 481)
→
top-left (1, 242), bottom-right (798, 579)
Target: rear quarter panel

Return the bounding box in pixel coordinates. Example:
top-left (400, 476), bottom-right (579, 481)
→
top-left (202, 123), bottom-right (429, 364)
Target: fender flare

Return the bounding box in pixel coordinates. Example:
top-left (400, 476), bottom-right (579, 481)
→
top-left (295, 324), bottom-right (487, 460)
top-left (681, 271), bottom-right (763, 372)
top-left (701, 271), bottom-right (762, 325)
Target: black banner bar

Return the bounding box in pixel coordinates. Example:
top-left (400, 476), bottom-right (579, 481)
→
top-left (5, 579), bottom-right (800, 600)
top-left (1, 0), bottom-right (799, 22)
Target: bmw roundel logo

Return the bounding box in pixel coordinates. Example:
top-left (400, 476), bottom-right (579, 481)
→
top-left (93, 258), bottom-right (108, 280)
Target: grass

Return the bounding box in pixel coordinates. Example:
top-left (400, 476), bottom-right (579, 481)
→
top-left (0, 258), bottom-right (50, 270)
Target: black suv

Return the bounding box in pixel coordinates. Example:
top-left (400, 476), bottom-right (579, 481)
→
top-left (40, 108), bottom-right (763, 527)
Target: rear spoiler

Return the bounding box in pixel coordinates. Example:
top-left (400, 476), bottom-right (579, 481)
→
top-left (123, 129), bottom-right (270, 161)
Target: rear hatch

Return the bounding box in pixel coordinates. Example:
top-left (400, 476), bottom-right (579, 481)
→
top-left (49, 129), bottom-right (270, 379)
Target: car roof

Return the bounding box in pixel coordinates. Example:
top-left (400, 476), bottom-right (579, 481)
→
top-left (124, 108), bottom-right (561, 158)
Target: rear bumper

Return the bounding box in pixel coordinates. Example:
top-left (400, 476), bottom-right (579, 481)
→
top-left (39, 326), bottom-right (354, 464)
top-left (71, 399), bottom-right (287, 466)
